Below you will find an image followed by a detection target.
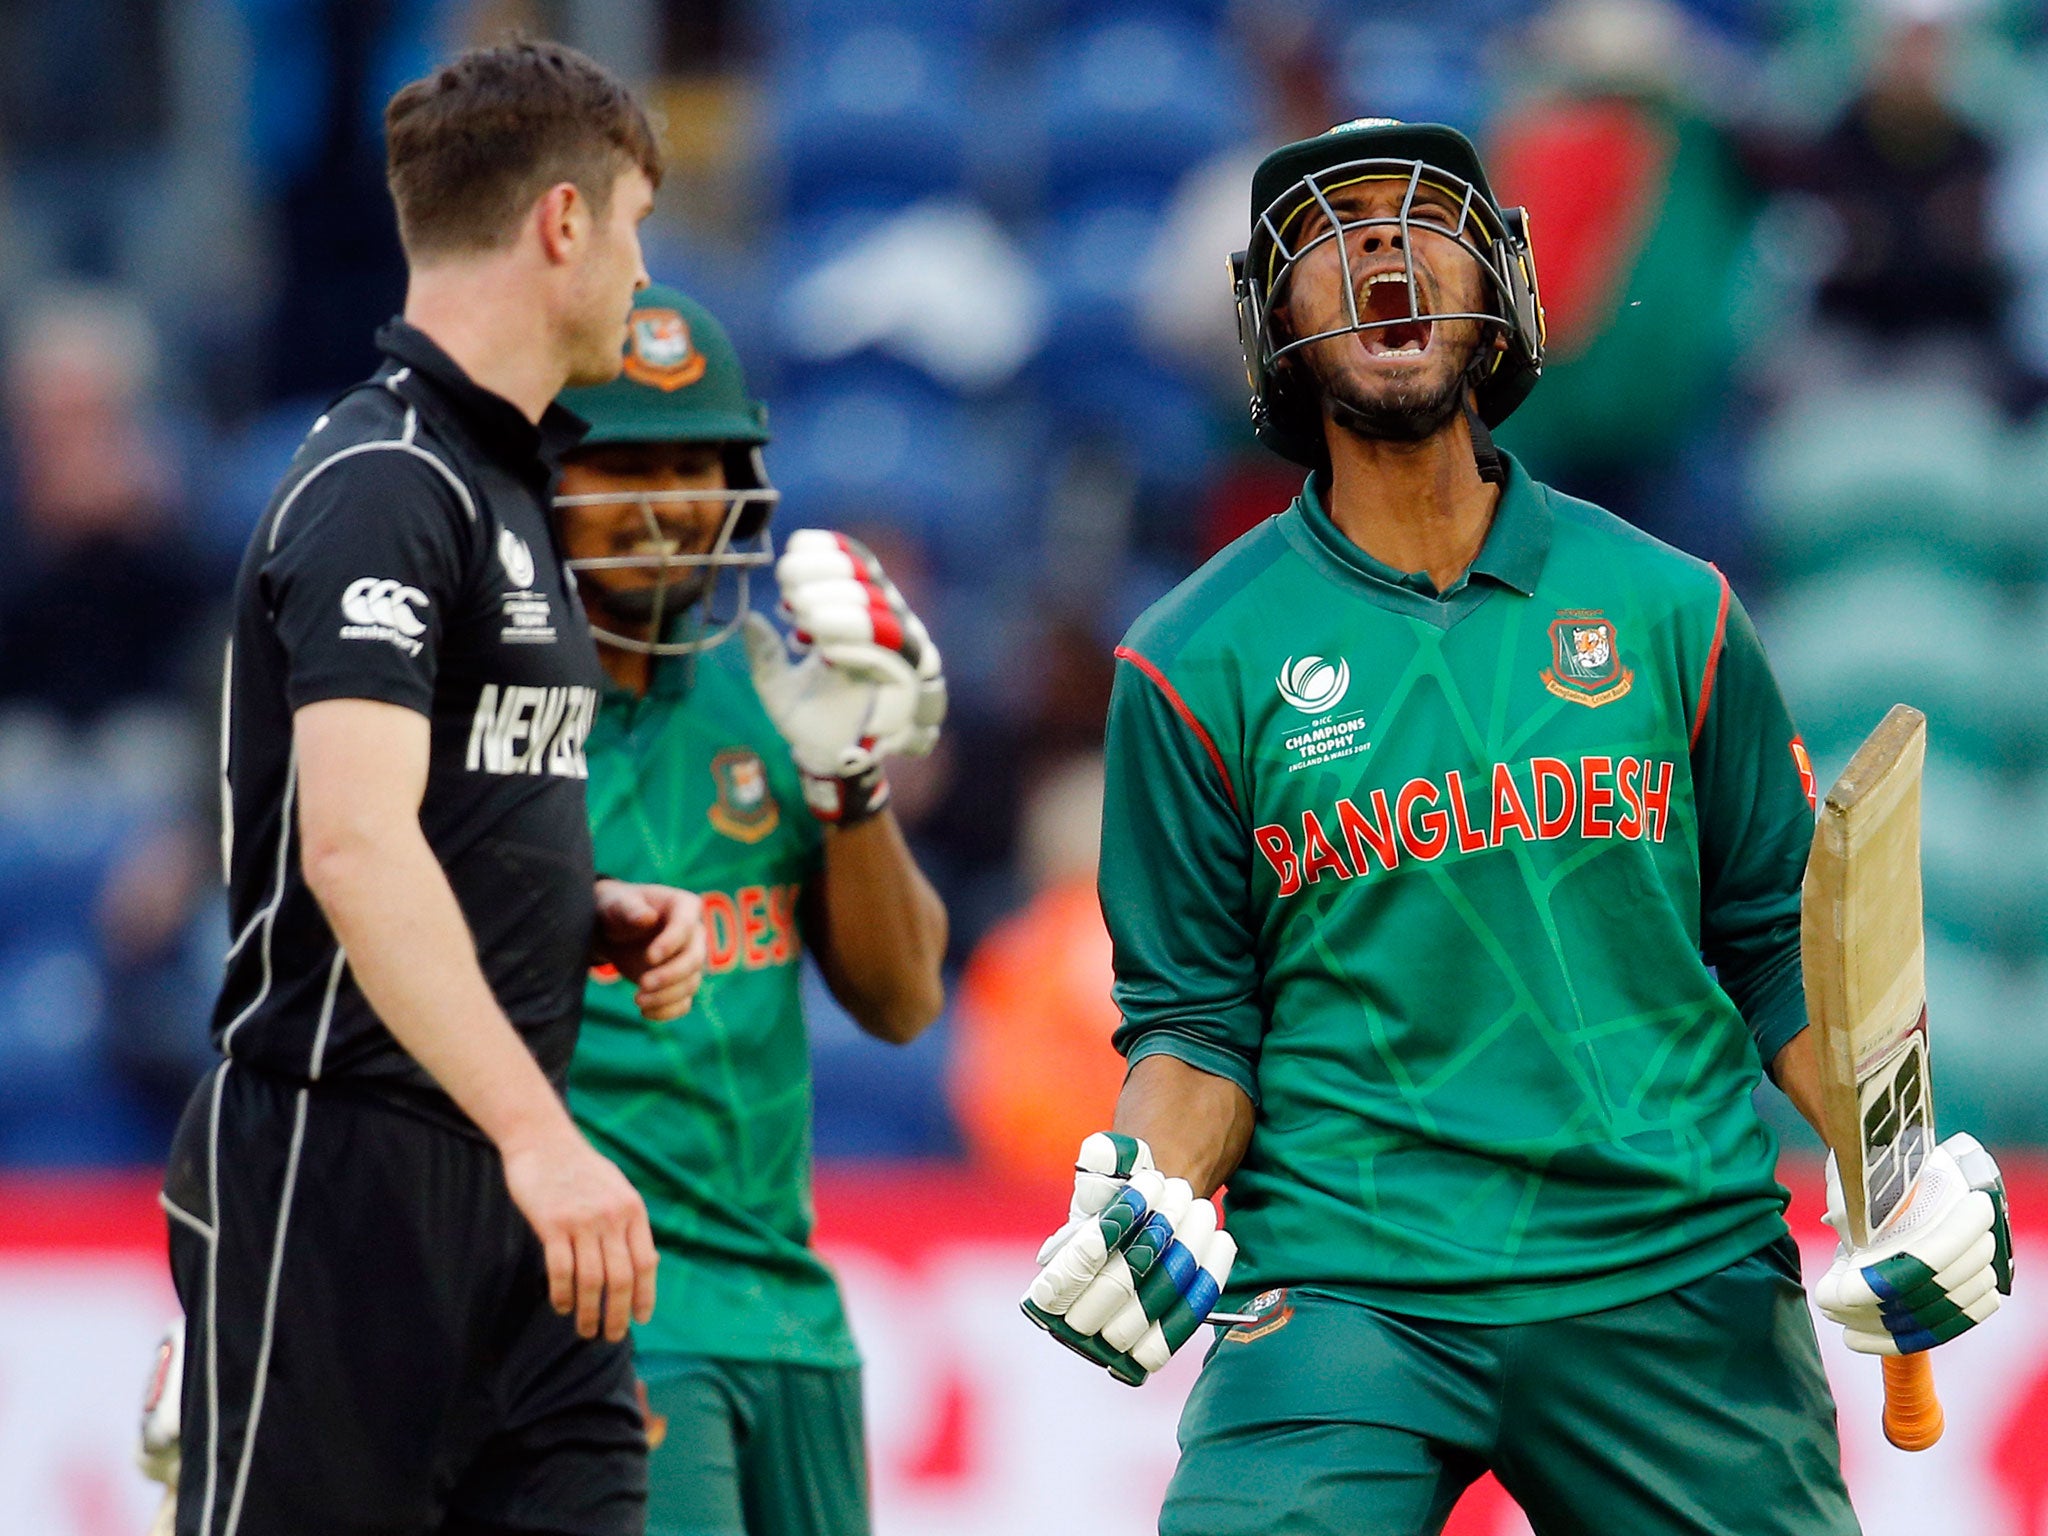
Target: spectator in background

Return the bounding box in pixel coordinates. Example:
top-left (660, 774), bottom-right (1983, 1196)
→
top-left (0, 0), bottom-right (171, 292)
top-left (951, 753), bottom-right (1125, 1178)
top-left (0, 290), bottom-right (223, 1137)
top-left (237, 0), bottom-right (439, 399)
top-left (1140, 5), bottom-right (1350, 558)
top-left (1746, 10), bottom-right (2017, 392)
top-left (1486, 0), bottom-right (1759, 562)
top-left (917, 610), bottom-right (1114, 962)
top-left (0, 290), bottom-right (215, 724)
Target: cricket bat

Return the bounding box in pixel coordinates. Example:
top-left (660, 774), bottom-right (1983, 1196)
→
top-left (1800, 703), bottom-right (1943, 1452)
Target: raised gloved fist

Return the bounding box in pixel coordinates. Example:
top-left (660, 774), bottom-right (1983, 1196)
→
top-left (1021, 1132), bottom-right (1237, 1387)
top-left (1817, 1132), bottom-right (2013, 1356)
top-left (741, 530), bottom-right (946, 826)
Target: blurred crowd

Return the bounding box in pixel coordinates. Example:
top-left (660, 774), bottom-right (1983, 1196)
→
top-left (2, 0), bottom-right (2046, 1168)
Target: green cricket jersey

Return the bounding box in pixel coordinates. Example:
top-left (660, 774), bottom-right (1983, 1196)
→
top-left (1105, 452), bottom-right (1819, 1324)
top-left (567, 639), bottom-right (857, 1368)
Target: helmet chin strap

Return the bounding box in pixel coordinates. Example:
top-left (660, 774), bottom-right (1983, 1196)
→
top-left (1464, 396), bottom-right (1505, 486)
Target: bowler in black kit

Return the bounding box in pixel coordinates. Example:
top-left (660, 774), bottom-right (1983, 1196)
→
top-left (158, 43), bottom-right (705, 1536)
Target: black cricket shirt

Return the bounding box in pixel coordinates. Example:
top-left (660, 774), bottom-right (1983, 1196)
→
top-left (213, 321), bottom-right (606, 1126)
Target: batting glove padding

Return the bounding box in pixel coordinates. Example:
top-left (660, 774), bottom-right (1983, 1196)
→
top-left (1021, 1132), bottom-right (1237, 1387)
top-left (1818, 1133), bottom-right (2014, 1356)
top-left (742, 530), bottom-right (946, 824)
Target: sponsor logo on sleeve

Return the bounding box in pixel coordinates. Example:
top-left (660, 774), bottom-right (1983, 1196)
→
top-left (707, 748), bottom-right (781, 842)
top-left (339, 577), bottom-right (429, 656)
top-left (1791, 737), bottom-right (1817, 812)
top-left (1541, 610), bottom-right (1634, 707)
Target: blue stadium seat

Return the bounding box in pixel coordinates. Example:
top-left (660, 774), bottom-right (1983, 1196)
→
top-left (767, 28), bottom-right (972, 214)
top-left (1924, 941), bottom-right (2048, 1144)
top-left (1993, 410), bottom-right (2048, 583)
top-left (1331, 20), bottom-right (1492, 130)
top-left (0, 786), bottom-right (134, 944)
top-left (1036, 347), bottom-right (1221, 505)
top-left (759, 0), bottom-right (1236, 50)
top-left (0, 935), bottom-right (161, 1162)
top-left (1756, 562), bottom-right (2018, 773)
top-left (803, 963), bottom-right (960, 1157)
top-left (1034, 197), bottom-right (1161, 360)
top-left (764, 376), bottom-right (1036, 572)
top-left (200, 395), bottom-right (330, 566)
top-left (1035, 15), bottom-right (1251, 208)
top-left (0, 938), bottom-right (112, 1110)
top-left (768, 200), bottom-right (1049, 396)
top-left (756, 0), bottom-right (1042, 49)
top-left (1030, 198), bottom-right (1221, 499)
top-left (1750, 381), bottom-right (2009, 581)
top-left (1919, 759), bottom-right (2046, 956)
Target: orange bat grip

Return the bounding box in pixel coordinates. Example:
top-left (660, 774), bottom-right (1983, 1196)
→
top-left (1881, 1353), bottom-right (1944, 1451)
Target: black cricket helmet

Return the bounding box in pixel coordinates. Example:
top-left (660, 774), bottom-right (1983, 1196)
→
top-left (555, 284), bottom-right (778, 655)
top-left (1232, 118), bottom-right (1547, 467)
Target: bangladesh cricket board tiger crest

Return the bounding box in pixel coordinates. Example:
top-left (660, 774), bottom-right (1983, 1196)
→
top-left (1542, 610), bottom-right (1633, 708)
top-left (622, 308), bottom-right (708, 391)
top-left (1221, 1286), bottom-right (1293, 1344)
top-left (708, 747), bottom-right (780, 843)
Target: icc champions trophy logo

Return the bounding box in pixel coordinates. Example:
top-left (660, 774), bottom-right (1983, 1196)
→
top-left (1277, 655), bottom-right (1350, 715)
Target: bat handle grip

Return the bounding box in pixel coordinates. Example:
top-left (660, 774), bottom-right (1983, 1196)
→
top-left (1881, 1353), bottom-right (1944, 1451)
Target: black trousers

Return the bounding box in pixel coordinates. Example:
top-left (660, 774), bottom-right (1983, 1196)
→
top-left (163, 1062), bottom-right (647, 1536)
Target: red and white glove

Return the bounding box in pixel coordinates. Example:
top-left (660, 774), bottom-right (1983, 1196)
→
top-left (741, 530), bottom-right (946, 826)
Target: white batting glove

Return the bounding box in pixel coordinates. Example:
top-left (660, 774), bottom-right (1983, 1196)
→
top-left (741, 530), bottom-right (946, 826)
top-left (1817, 1132), bottom-right (2013, 1356)
top-left (1021, 1132), bottom-right (1238, 1387)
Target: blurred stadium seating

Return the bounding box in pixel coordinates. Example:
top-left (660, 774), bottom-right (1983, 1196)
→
top-left (8, 1), bottom-right (2048, 1531)
top-left (2, 0), bottom-right (2046, 1247)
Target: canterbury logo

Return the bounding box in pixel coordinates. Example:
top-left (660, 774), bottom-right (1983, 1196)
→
top-left (341, 577), bottom-right (428, 636)
top-left (1277, 655), bottom-right (1350, 714)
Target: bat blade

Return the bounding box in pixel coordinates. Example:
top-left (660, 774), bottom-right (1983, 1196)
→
top-left (1800, 703), bottom-right (1942, 1450)
top-left (1802, 704), bottom-right (1933, 1247)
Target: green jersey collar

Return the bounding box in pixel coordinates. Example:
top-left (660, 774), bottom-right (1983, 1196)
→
top-left (1286, 450), bottom-right (1550, 614)
top-left (599, 647), bottom-right (697, 706)
top-left (593, 611), bottom-right (742, 706)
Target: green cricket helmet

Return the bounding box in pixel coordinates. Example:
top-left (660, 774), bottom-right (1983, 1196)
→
top-left (1232, 118), bottom-right (1547, 468)
top-left (555, 284), bottom-right (778, 655)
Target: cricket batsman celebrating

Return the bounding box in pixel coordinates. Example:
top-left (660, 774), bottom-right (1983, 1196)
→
top-left (553, 284), bottom-right (949, 1536)
top-left (1021, 119), bottom-right (2013, 1534)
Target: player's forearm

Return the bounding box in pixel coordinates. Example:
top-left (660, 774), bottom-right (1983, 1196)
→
top-left (1767, 1026), bottom-right (1829, 1139)
top-left (302, 824), bottom-right (579, 1155)
top-left (1113, 1053), bottom-right (1255, 1198)
top-left (813, 810), bottom-right (948, 1043)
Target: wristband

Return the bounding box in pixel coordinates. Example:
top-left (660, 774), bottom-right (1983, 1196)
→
top-left (802, 765), bottom-right (891, 828)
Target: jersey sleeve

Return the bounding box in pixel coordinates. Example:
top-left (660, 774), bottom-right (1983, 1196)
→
top-left (1101, 649), bottom-right (1264, 1102)
top-left (1691, 583), bottom-right (1816, 1069)
top-left (260, 450), bottom-right (474, 716)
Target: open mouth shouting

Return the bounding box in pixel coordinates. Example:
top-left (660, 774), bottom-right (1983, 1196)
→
top-left (1357, 269), bottom-right (1433, 358)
